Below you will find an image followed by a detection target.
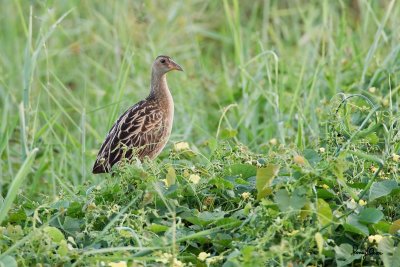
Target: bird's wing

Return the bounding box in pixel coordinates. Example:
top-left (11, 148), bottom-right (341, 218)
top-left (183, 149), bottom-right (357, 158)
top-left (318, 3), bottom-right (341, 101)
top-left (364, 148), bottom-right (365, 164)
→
top-left (92, 100), bottom-right (165, 173)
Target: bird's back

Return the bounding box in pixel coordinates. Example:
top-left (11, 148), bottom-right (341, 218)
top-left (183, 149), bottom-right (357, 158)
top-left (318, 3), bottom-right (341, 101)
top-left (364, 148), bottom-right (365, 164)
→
top-left (92, 98), bottom-right (172, 173)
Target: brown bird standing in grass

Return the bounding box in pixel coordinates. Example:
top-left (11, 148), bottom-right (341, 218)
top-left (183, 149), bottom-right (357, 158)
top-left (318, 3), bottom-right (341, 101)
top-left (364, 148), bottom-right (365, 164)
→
top-left (92, 55), bottom-right (183, 174)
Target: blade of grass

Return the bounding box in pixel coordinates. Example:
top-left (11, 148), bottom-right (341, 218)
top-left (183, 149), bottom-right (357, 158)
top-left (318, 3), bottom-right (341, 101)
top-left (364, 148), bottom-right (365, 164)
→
top-left (18, 103), bottom-right (28, 160)
top-left (0, 147), bottom-right (39, 225)
top-left (361, 0), bottom-right (396, 85)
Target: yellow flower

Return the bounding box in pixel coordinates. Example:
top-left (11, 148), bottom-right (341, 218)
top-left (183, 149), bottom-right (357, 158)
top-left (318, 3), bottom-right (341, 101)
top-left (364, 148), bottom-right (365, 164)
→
top-left (287, 230), bottom-right (299, 236)
top-left (293, 155), bottom-right (306, 165)
top-left (173, 258), bottom-right (184, 267)
top-left (198, 252), bottom-right (211, 261)
top-left (241, 192), bottom-right (251, 200)
top-left (368, 234), bottom-right (383, 244)
top-left (154, 252), bottom-right (184, 266)
top-left (183, 169), bottom-right (190, 177)
top-left (112, 204), bottom-right (120, 212)
top-left (319, 147), bottom-right (325, 153)
top-left (368, 87), bottom-right (377, 93)
top-left (370, 166), bottom-right (378, 173)
top-left (87, 202), bottom-right (97, 211)
top-left (392, 154), bottom-right (400, 162)
top-left (108, 261), bottom-right (127, 267)
top-left (156, 252), bottom-right (172, 264)
top-left (189, 174), bottom-right (201, 184)
top-left (382, 99), bottom-right (389, 107)
top-left (322, 184), bottom-right (329, 189)
top-left (269, 138), bottom-right (278, 145)
top-left (174, 142), bottom-right (190, 151)
top-left (358, 199), bottom-right (367, 206)
top-left (205, 255), bottom-right (224, 265)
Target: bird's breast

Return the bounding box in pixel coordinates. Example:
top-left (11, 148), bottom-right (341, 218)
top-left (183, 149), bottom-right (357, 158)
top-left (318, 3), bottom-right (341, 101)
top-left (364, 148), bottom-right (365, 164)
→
top-left (164, 100), bottom-right (174, 135)
top-left (162, 87), bottom-right (174, 133)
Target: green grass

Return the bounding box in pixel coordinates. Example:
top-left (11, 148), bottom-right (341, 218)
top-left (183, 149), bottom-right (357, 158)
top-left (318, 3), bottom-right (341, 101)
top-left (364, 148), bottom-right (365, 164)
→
top-left (1, 0), bottom-right (400, 266)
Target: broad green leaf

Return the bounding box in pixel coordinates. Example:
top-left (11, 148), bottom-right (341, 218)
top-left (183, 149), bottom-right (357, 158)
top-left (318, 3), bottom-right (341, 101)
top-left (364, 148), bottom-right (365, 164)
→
top-left (227, 163), bottom-right (257, 179)
top-left (43, 226), bottom-right (65, 244)
top-left (344, 214), bottom-right (369, 236)
top-left (317, 198), bottom-right (333, 227)
top-left (51, 200), bottom-right (70, 210)
top-left (291, 188), bottom-right (308, 210)
top-left (147, 223), bottom-right (169, 233)
top-left (207, 137), bottom-right (218, 152)
top-left (212, 233), bottom-right (233, 248)
top-left (67, 201), bottom-right (84, 218)
top-left (348, 182), bottom-right (368, 189)
top-left (241, 246), bottom-right (256, 263)
top-left (334, 243), bottom-right (362, 266)
top-left (369, 180), bottom-right (399, 202)
top-left (374, 221), bottom-right (391, 233)
top-left (317, 189), bottom-right (335, 199)
top-left (234, 177), bottom-right (248, 185)
top-left (275, 189), bottom-right (290, 211)
top-left (183, 210), bottom-right (226, 226)
top-left (331, 157), bottom-right (358, 200)
top-left (378, 237), bottom-right (400, 267)
top-left (63, 216), bottom-right (82, 233)
top-left (220, 128), bottom-right (237, 139)
top-left (214, 217), bottom-right (241, 228)
top-left (274, 188), bottom-right (307, 212)
top-left (210, 177), bottom-right (234, 190)
top-left (366, 132), bottom-right (379, 145)
top-left (315, 232), bottom-right (324, 255)
top-left (198, 210), bottom-right (225, 221)
top-left (358, 208), bottom-right (384, 224)
top-left (331, 157), bottom-right (348, 181)
top-left (389, 219), bottom-right (400, 235)
top-left (393, 247), bottom-right (400, 267)
top-left (7, 209), bottom-right (27, 223)
top-left (0, 256), bottom-right (17, 267)
top-left (256, 164), bottom-right (279, 200)
top-left (303, 149), bottom-right (321, 167)
top-left (299, 203), bottom-right (312, 221)
top-left (165, 166), bottom-right (176, 187)
top-left (183, 216), bottom-right (206, 226)
top-left (57, 240), bottom-right (69, 257)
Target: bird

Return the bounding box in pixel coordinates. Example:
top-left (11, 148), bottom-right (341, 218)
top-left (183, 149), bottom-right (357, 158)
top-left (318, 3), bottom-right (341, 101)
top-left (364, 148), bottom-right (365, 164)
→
top-left (92, 55), bottom-right (183, 174)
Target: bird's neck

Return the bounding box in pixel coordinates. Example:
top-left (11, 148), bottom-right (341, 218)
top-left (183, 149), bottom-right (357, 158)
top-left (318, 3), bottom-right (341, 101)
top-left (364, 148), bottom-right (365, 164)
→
top-left (148, 71), bottom-right (173, 106)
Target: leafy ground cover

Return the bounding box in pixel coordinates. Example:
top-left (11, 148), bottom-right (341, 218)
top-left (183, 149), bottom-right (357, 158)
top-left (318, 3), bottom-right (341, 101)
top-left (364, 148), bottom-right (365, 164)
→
top-left (1, 0), bottom-right (400, 266)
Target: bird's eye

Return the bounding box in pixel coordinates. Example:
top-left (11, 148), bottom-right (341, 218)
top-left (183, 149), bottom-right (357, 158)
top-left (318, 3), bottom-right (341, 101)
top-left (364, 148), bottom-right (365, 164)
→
top-left (160, 59), bottom-right (166, 63)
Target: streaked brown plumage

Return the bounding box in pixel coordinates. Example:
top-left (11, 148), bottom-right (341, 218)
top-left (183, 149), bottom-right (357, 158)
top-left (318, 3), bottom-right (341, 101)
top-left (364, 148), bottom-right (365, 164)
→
top-left (92, 55), bottom-right (183, 174)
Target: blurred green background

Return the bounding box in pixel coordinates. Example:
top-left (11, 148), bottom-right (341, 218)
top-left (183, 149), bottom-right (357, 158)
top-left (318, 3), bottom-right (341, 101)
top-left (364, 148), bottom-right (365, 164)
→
top-left (0, 0), bottom-right (399, 197)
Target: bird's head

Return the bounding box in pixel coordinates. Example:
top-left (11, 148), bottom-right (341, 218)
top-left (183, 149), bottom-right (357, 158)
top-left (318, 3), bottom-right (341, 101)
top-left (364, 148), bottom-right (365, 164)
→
top-left (153, 55), bottom-right (183, 75)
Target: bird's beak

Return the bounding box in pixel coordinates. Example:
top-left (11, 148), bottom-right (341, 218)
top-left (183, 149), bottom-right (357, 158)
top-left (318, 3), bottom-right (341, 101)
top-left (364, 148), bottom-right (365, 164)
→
top-left (169, 60), bottom-right (183, 71)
